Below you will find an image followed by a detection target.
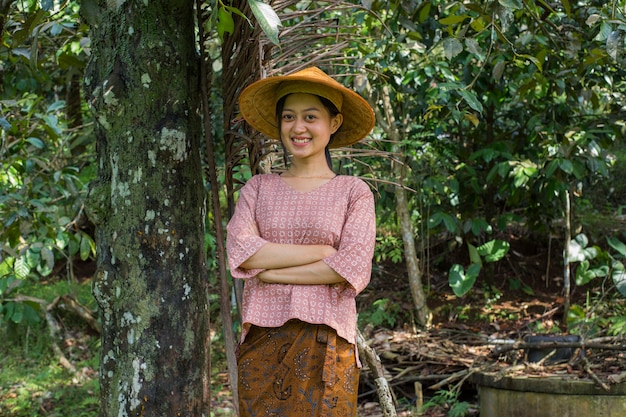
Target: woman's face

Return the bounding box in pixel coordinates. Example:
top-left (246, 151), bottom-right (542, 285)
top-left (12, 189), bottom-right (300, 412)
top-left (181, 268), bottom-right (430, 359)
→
top-left (280, 93), bottom-right (343, 161)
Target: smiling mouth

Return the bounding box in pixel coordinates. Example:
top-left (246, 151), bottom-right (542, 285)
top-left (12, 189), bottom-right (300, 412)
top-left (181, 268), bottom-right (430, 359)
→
top-left (292, 137), bottom-right (311, 144)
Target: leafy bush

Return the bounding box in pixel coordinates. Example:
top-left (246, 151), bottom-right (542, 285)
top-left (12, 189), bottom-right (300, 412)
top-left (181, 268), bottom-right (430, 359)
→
top-left (358, 298), bottom-right (402, 329)
top-left (1, 0), bottom-right (94, 329)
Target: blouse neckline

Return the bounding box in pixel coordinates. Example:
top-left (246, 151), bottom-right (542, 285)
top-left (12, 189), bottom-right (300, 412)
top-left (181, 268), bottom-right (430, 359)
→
top-left (275, 172), bottom-right (339, 194)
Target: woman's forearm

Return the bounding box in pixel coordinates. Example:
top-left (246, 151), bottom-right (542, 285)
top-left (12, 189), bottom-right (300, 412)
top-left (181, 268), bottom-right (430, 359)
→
top-left (257, 260), bottom-right (345, 285)
top-left (240, 242), bottom-right (336, 270)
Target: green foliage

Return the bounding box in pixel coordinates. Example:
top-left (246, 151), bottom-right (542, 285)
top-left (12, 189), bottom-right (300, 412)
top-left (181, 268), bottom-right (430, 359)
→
top-left (1, 0), bottom-right (95, 330)
top-left (209, 0), bottom-right (281, 46)
top-left (0, 335), bottom-right (100, 416)
top-left (247, 0), bottom-right (281, 46)
top-left (568, 233), bottom-right (626, 297)
top-left (358, 298), bottom-right (402, 329)
top-left (607, 236), bottom-right (626, 297)
top-left (448, 239), bottom-right (510, 297)
top-left (356, 0), bottom-right (623, 241)
top-left (421, 389), bottom-right (472, 417)
top-left (566, 233), bottom-right (626, 335)
top-left (0, 279), bottom-right (99, 417)
top-left (374, 233), bottom-right (404, 264)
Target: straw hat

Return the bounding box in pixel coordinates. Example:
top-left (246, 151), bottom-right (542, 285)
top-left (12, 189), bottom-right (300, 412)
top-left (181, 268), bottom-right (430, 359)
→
top-left (238, 67), bottom-right (375, 148)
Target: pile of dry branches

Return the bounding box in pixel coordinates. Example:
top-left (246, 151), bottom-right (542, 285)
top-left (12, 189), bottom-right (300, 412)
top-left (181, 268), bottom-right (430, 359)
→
top-left (358, 325), bottom-right (626, 412)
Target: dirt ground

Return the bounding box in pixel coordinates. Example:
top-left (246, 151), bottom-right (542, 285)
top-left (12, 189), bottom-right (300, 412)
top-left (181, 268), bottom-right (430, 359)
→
top-left (352, 232), bottom-right (626, 416)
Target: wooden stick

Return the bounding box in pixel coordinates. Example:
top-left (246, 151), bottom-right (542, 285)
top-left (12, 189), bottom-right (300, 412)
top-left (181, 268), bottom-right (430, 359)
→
top-left (59, 295), bottom-right (101, 333)
top-left (490, 340), bottom-right (625, 356)
top-left (46, 297), bottom-right (77, 374)
top-left (357, 329), bottom-right (397, 417)
top-left (428, 369), bottom-right (470, 390)
top-left (582, 357), bottom-right (611, 392)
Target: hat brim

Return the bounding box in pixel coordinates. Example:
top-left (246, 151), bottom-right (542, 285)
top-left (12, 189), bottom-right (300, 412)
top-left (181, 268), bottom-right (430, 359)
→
top-left (238, 67), bottom-right (375, 148)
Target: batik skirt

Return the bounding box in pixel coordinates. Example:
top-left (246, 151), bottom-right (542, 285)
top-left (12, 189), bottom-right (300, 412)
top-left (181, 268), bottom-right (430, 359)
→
top-left (237, 319), bottom-right (359, 417)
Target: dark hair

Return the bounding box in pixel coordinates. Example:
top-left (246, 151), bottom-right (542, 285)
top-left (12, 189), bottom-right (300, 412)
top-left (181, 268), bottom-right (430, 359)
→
top-left (276, 94), bottom-right (340, 171)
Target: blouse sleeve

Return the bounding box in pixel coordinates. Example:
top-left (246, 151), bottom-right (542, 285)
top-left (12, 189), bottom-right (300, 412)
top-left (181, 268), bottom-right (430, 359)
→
top-left (323, 179), bottom-right (376, 295)
top-left (226, 176), bottom-right (268, 278)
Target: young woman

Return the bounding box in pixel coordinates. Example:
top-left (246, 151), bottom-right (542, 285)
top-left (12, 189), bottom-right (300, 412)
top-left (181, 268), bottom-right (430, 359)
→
top-left (226, 66), bottom-right (376, 417)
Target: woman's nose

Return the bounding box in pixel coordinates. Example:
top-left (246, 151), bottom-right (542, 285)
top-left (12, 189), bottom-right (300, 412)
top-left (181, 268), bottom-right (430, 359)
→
top-left (293, 117), bottom-right (306, 132)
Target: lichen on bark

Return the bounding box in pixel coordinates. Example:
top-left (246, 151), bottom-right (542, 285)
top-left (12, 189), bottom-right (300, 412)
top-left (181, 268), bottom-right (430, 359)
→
top-left (84, 0), bottom-right (211, 415)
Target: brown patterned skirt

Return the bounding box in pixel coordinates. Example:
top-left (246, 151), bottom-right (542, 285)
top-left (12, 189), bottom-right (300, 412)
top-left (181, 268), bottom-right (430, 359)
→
top-left (237, 319), bottom-right (359, 417)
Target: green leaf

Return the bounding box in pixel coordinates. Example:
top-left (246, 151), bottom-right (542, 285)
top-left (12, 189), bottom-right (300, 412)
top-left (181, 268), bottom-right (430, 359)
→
top-left (575, 261), bottom-right (607, 286)
top-left (465, 38), bottom-right (484, 59)
top-left (248, 0), bottom-right (281, 46)
top-left (517, 54), bottom-right (543, 72)
top-left (575, 260), bottom-right (591, 285)
top-left (583, 246), bottom-right (600, 260)
top-left (567, 238), bottom-right (586, 263)
top-left (224, 5), bottom-right (251, 24)
top-left (418, 2), bottom-right (431, 23)
top-left (47, 100), bottom-right (66, 112)
top-left (439, 15), bottom-right (469, 25)
top-left (612, 261), bottom-right (626, 297)
top-left (468, 243), bottom-right (481, 265)
top-left (443, 37), bottom-right (463, 60)
top-left (0, 258), bottom-right (12, 278)
top-left (464, 218), bottom-right (491, 236)
top-left (26, 137), bottom-right (45, 149)
top-left (14, 257), bottom-right (30, 279)
top-left (0, 117), bottom-right (11, 130)
top-left (470, 16), bottom-right (486, 32)
top-left (13, 48), bottom-right (32, 62)
top-left (41, 0), bottom-right (54, 11)
top-left (567, 303), bottom-right (586, 321)
top-left (217, 6), bottom-right (234, 39)
top-left (545, 159), bottom-right (559, 177)
top-left (595, 22), bottom-right (612, 42)
top-left (449, 263), bottom-right (480, 297)
top-left (428, 212), bottom-right (458, 233)
top-left (41, 246), bottom-right (55, 270)
top-left (4, 302), bottom-right (14, 321)
top-left (459, 89), bottom-right (484, 113)
top-left (477, 239), bottom-right (510, 263)
top-left (22, 303), bottom-right (41, 324)
top-left (80, 233), bottom-right (94, 261)
top-left (498, 0), bottom-right (522, 10)
top-left (492, 61), bottom-right (506, 81)
top-left (574, 234), bottom-right (589, 248)
top-left (559, 158), bottom-right (574, 174)
top-left (10, 302), bottom-right (24, 324)
top-left (607, 237), bottom-right (626, 258)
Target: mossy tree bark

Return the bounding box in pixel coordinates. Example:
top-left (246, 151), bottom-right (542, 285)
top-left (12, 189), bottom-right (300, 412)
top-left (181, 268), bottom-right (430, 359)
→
top-left (83, 0), bottom-right (210, 415)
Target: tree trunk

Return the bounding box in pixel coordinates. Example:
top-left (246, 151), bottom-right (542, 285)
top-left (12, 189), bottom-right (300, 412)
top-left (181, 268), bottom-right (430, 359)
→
top-left (394, 175), bottom-right (432, 328)
top-left (379, 85), bottom-right (432, 328)
top-left (83, 0), bottom-right (211, 415)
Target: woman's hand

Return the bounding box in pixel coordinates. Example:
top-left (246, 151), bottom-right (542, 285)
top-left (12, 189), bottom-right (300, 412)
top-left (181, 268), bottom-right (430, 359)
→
top-left (256, 259), bottom-right (345, 285)
top-left (241, 243), bottom-right (337, 270)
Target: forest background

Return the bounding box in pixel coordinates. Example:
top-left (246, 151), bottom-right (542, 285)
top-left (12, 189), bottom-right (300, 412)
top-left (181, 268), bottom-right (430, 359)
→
top-left (1, 0), bottom-right (626, 416)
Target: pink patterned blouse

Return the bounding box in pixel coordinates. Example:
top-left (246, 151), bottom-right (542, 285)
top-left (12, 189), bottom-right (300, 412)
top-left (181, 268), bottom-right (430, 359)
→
top-left (226, 173), bottom-right (376, 347)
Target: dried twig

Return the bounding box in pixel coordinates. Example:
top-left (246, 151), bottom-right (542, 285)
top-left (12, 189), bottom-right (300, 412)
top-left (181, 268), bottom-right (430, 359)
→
top-left (357, 329), bottom-right (398, 417)
top-left (489, 339), bottom-right (626, 357)
top-left (57, 294), bottom-right (101, 334)
top-left (428, 369), bottom-right (471, 390)
top-left (582, 357), bottom-right (611, 392)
